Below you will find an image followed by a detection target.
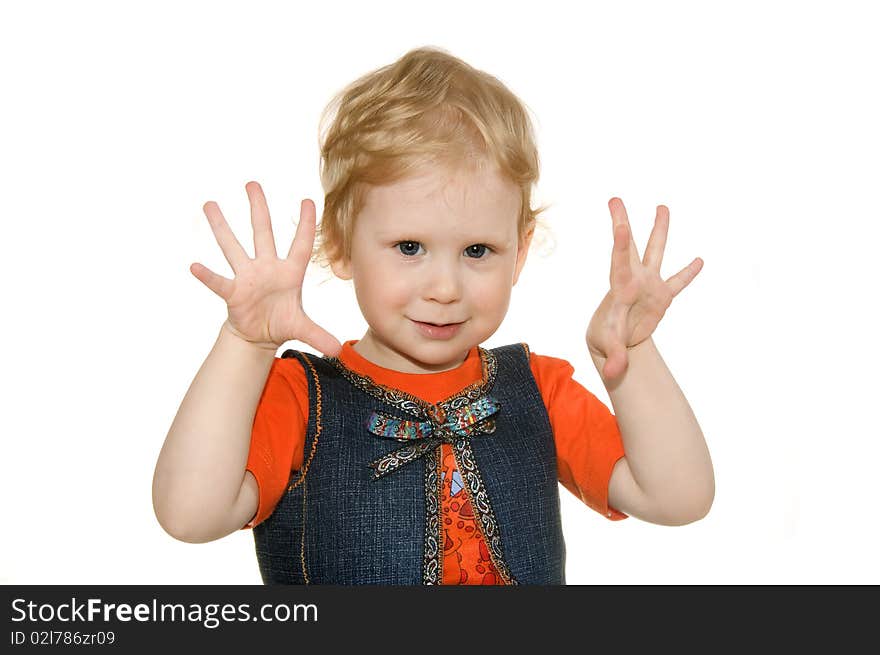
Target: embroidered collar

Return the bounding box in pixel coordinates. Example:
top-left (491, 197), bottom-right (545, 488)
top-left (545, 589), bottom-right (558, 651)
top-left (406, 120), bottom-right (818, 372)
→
top-left (325, 346), bottom-right (498, 421)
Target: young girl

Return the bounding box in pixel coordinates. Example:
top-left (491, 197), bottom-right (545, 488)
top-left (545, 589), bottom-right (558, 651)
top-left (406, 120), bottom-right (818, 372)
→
top-left (152, 46), bottom-right (714, 585)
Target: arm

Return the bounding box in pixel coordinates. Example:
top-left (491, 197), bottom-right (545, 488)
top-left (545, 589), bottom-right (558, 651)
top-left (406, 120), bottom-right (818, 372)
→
top-left (154, 183), bottom-right (340, 543)
top-left (585, 198), bottom-right (713, 526)
top-left (152, 321), bottom-right (274, 543)
top-left (590, 337), bottom-right (714, 525)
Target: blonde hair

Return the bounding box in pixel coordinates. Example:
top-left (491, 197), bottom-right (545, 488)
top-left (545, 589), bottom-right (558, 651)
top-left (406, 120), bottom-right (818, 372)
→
top-left (314, 46), bottom-right (550, 267)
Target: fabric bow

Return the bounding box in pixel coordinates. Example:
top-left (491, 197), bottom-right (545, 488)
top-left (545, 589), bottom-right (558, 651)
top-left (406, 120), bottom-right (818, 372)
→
top-left (365, 396), bottom-right (500, 480)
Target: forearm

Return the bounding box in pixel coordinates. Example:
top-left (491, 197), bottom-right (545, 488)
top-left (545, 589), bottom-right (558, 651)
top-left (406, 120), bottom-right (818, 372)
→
top-left (592, 337), bottom-right (714, 521)
top-left (152, 321), bottom-right (277, 539)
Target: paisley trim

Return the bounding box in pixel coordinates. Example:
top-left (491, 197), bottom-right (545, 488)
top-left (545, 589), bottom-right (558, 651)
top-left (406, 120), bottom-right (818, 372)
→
top-left (369, 439), bottom-right (438, 480)
top-left (423, 446), bottom-right (442, 585)
top-left (453, 438), bottom-right (518, 585)
top-left (326, 347), bottom-right (498, 422)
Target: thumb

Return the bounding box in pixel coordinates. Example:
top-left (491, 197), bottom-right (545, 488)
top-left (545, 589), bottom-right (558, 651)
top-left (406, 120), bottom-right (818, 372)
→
top-left (602, 343), bottom-right (629, 382)
top-left (298, 316), bottom-right (343, 358)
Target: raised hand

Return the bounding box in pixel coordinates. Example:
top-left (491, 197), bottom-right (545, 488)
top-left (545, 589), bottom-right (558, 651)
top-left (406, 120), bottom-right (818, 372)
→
top-left (586, 198), bottom-right (703, 382)
top-left (190, 181), bottom-right (342, 357)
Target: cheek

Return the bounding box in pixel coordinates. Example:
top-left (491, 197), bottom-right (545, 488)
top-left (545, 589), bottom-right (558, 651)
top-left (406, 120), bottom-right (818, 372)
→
top-left (467, 270), bottom-right (513, 315)
top-left (355, 266), bottom-right (413, 312)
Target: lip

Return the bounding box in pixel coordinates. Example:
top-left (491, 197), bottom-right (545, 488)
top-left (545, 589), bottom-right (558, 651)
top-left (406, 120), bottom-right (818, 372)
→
top-left (411, 319), bottom-right (465, 340)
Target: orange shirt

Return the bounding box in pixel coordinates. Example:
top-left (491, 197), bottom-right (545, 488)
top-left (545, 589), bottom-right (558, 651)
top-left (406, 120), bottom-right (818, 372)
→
top-left (242, 341), bottom-right (628, 583)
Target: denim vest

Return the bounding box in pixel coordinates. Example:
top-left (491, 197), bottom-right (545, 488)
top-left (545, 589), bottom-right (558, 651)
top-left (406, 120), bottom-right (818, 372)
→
top-left (252, 343), bottom-right (566, 584)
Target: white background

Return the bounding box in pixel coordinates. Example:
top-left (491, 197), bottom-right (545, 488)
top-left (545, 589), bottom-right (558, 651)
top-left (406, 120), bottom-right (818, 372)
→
top-left (1, 0), bottom-right (877, 585)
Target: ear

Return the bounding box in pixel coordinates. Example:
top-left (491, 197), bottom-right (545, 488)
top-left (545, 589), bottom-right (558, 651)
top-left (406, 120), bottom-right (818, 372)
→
top-left (330, 256), bottom-right (353, 281)
top-left (511, 223), bottom-right (536, 286)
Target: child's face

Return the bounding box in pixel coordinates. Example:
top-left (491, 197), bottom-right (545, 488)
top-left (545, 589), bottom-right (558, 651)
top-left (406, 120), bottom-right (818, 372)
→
top-left (332, 162), bottom-right (532, 374)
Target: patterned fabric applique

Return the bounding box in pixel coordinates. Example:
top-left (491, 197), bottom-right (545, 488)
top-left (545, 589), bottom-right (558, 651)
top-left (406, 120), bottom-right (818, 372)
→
top-left (326, 348), bottom-right (518, 586)
top-left (440, 444), bottom-right (503, 585)
top-left (364, 396), bottom-right (500, 479)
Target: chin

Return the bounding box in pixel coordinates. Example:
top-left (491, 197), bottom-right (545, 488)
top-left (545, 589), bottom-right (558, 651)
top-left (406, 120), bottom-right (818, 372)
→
top-left (407, 342), bottom-right (460, 360)
top-left (403, 339), bottom-right (469, 364)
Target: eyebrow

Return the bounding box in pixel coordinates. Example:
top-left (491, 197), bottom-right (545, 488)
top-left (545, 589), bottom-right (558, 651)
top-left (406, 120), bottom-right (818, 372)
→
top-left (375, 229), bottom-right (511, 240)
top-left (379, 233), bottom-right (513, 247)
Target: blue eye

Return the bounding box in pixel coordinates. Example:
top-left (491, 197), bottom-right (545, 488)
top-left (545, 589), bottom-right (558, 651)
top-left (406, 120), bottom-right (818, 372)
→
top-left (397, 241), bottom-right (422, 256)
top-left (464, 244), bottom-right (488, 258)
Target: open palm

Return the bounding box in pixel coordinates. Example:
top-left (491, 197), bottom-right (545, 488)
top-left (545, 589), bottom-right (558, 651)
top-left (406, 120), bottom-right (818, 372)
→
top-left (190, 181), bottom-right (341, 356)
top-left (586, 198), bottom-right (703, 381)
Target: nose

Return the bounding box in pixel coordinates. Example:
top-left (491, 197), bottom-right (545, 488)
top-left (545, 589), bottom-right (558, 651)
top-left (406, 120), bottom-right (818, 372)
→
top-left (423, 258), bottom-right (462, 304)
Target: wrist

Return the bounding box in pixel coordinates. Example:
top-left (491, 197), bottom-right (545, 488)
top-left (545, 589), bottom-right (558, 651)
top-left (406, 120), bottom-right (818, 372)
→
top-left (588, 336), bottom-right (655, 372)
top-left (221, 320), bottom-right (280, 353)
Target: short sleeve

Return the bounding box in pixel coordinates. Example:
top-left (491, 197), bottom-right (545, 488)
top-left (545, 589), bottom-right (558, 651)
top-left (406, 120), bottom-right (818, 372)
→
top-left (240, 355), bottom-right (310, 530)
top-left (529, 351), bottom-right (628, 521)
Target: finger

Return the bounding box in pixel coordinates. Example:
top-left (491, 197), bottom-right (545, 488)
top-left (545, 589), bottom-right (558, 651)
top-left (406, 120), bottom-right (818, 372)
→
top-left (298, 315), bottom-right (343, 357)
top-left (202, 201), bottom-right (250, 273)
top-left (610, 222), bottom-right (633, 290)
top-left (608, 197), bottom-right (641, 263)
top-left (643, 205), bottom-right (669, 272)
top-left (190, 262), bottom-right (235, 301)
top-left (286, 199), bottom-right (317, 272)
top-left (246, 181), bottom-right (278, 259)
top-left (665, 257), bottom-right (704, 297)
